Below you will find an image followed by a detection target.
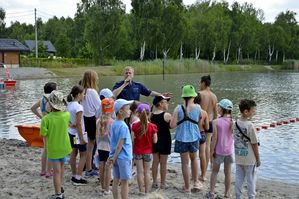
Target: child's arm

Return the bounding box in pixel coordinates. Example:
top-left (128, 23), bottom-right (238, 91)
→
top-left (252, 143), bottom-right (261, 167)
top-left (96, 119), bottom-right (100, 141)
top-left (210, 119), bottom-right (218, 157)
top-left (204, 112), bottom-right (209, 131)
top-left (153, 133), bottom-right (158, 144)
top-left (76, 111), bottom-right (85, 144)
top-left (169, 107), bottom-right (178, 129)
top-left (110, 138), bottom-right (124, 164)
top-left (31, 100), bottom-right (43, 119)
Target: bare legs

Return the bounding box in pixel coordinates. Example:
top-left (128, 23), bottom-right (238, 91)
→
top-left (136, 159), bottom-right (151, 193)
top-left (86, 140), bottom-right (95, 171)
top-left (199, 142), bottom-right (207, 181)
top-left (112, 179), bottom-right (128, 199)
top-left (180, 152), bottom-right (199, 191)
top-left (152, 153), bottom-right (168, 188)
top-left (52, 161), bottom-right (64, 194)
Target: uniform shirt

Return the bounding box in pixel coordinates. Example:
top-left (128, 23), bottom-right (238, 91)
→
top-left (112, 80), bottom-right (151, 101)
top-left (109, 120), bottom-right (133, 160)
top-left (234, 118), bottom-right (259, 165)
top-left (40, 111), bottom-right (72, 159)
top-left (132, 122), bottom-right (157, 155)
top-left (66, 101), bottom-right (85, 136)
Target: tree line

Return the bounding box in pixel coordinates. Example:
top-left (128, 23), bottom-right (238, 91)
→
top-left (0, 0), bottom-right (298, 65)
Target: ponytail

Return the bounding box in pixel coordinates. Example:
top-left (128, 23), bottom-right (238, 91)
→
top-left (139, 109), bottom-right (148, 137)
top-left (67, 85), bottom-right (84, 102)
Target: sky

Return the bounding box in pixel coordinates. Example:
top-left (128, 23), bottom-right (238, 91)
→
top-left (2, 0), bottom-right (299, 26)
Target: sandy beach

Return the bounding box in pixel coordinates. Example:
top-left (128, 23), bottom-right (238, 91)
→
top-left (0, 138), bottom-right (298, 199)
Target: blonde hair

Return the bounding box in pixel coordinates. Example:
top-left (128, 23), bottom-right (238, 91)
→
top-left (123, 66), bottom-right (134, 73)
top-left (82, 70), bottom-right (98, 90)
top-left (139, 109), bottom-right (149, 138)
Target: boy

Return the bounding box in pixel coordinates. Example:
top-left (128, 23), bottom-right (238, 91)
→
top-left (234, 99), bottom-right (261, 199)
top-left (40, 91), bottom-right (72, 199)
top-left (108, 99), bottom-right (133, 199)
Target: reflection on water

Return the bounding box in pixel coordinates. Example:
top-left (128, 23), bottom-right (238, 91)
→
top-left (1, 72), bottom-right (299, 184)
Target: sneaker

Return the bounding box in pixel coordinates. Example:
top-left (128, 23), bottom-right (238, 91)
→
top-left (71, 177), bottom-right (87, 186)
top-left (85, 169), bottom-right (98, 177)
top-left (103, 190), bottom-right (112, 195)
top-left (50, 194), bottom-right (64, 199)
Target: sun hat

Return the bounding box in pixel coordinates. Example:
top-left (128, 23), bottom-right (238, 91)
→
top-left (181, 85), bottom-right (197, 98)
top-left (114, 99), bottom-right (134, 113)
top-left (153, 95), bottom-right (171, 106)
top-left (99, 88), bottom-right (113, 98)
top-left (44, 90), bottom-right (67, 111)
top-left (218, 99), bottom-right (233, 110)
top-left (136, 103), bottom-right (151, 113)
top-left (101, 98), bottom-right (114, 113)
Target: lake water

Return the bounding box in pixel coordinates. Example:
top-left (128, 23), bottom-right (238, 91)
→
top-left (0, 72), bottom-right (299, 184)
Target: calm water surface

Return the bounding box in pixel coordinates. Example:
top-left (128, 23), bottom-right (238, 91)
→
top-left (0, 72), bottom-right (299, 184)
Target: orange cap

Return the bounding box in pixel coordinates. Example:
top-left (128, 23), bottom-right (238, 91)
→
top-left (101, 98), bottom-right (114, 113)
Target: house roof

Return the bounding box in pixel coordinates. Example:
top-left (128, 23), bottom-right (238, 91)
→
top-left (24, 40), bottom-right (57, 53)
top-left (0, 39), bottom-right (29, 51)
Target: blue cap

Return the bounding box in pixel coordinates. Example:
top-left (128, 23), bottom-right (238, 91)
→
top-left (218, 99), bottom-right (233, 110)
top-left (114, 99), bottom-right (134, 113)
top-left (99, 88), bottom-right (113, 98)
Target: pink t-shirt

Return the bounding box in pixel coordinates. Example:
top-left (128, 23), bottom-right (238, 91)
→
top-left (215, 117), bottom-right (234, 156)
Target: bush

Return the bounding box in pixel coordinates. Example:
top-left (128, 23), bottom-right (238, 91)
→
top-left (20, 57), bottom-right (93, 68)
top-left (282, 59), bottom-right (299, 70)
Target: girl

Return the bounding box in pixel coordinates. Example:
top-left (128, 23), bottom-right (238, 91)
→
top-left (170, 85), bottom-right (202, 194)
top-left (132, 103), bottom-right (158, 194)
top-left (208, 99), bottom-right (234, 199)
top-left (151, 95), bottom-right (172, 189)
top-left (96, 98), bottom-right (114, 195)
top-left (66, 85), bottom-right (88, 185)
top-left (194, 93), bottom-right (210, 182)
top-left (81, 70), bottom-right (101, 177)
top-left (40, 90), bottom-right (72, 199)
top-left (31, 82), bottom-right (57, 178)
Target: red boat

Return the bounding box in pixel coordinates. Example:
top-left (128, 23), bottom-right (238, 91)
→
top-left (15, 124), bottom-right (44, 147)
top-left (4, 80), bottom-right (16, 87)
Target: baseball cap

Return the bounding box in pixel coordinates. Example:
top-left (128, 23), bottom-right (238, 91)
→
top-left (101, 98), bottom-right (114, 113)
top-left (114, 99), bottom-right (134, 113)
top-left (99, 88), bottom-right (113, 98)
top-left (136, 103), bottom-right (151, 113)
top-left (218, 99), bottom-right (233, 110)
top-left (153, 95), bottom-right (170, 106)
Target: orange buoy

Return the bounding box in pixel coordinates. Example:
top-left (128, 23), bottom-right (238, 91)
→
top-left (290, 119), bottom-right (296, 123)
top-left (276, 122), bottom-right (282, 125)
top-left (270, 123), bottom-right (276, 127)
top-left (283, 120), bottom-right (290, 124)
top-left (261, 125), bottom-right (268, 129)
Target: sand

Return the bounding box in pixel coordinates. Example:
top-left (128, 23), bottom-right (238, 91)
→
top-left (0, 138), bottom-right (298, 199)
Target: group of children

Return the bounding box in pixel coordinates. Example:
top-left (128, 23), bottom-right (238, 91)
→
top-left (31, 70), bottom-right (260, 199)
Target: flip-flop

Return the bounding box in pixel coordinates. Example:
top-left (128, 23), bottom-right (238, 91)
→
top-left (191, 182), bottom-right (203, 192)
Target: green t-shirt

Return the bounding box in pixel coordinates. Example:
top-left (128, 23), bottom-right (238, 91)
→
top-left (40, 111), bottom-right (72, 159)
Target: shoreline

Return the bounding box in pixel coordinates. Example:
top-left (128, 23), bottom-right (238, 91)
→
top-left (1, 138), bottom-right (298, 199)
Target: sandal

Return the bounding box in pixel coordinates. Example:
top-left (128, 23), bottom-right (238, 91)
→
top-left (152, 183), bottom-right (159, 189)
top-left (40, 171), bottom-right (47, 176)
top-left (45, 171), bottom-right (54, 178)
top-left (191, 181), bottom-right (203, 192)
top-left (178, 186), bottom-right (191, 194)
top-left (206, 192), bottom-right (215, 199)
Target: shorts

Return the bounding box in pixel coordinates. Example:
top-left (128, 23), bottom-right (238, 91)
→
top-left (134, 154), bottom-right (152, 162)
top-left (213, 154), bottom-right (234, 164)
top-left (113, 159), bottom-right (132, 180)
top-left (69, 134), bottom-right (87, 152)
top-left (199, 132), bottom-right (206, 144)
top-left (174, 140), bottom-right (199, 153)
top-left (84, 116), bottom-right (96, 140)
top-left (152, 136), bottom-right (171, 155)
top-left (206, 121), bottom-right (213, 133)
top-left (48, 156), bottom-right (68, 163)
top-left (98, 150), bottom-right (109, 162)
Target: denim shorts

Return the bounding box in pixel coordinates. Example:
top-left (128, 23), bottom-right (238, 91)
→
top-left (214, 154), bottom-right (234, 164)
top-left (174, 140), bottom-right (199, 153)
top-left (48, 156), bottom-right (68, 163)
top-left (113, 159), bottom-right (132, 180)
top-left (199, 132), bottom-right (206, 144)
top-left (134, 154), bottom-right (152, 162)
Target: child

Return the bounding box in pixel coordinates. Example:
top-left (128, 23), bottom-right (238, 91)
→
top-left (170, 85), bottom-right (202, 193)
top-left (40, 91), bottom-right (72, 199)
top-left (234, 99), bottom-right (260, 199)
top-left (151, 95), bottom-right (172, 189)
top-left (96, 98), bottom-right (114, 195)
top-left (194, 93), bottom-right (209, 182)
top-left (66, 85), bottom-right (88, 186)
top-left (31, 82), bottom-right (57, 178)
top-left (132, 103), bottom-right (158, 194)
top-left (208, 99), bottom-right (234, 199)
top-left (108, 99), bottom-right (134, 199)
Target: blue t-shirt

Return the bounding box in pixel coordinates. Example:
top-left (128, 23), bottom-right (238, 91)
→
top-left (174, 105), bottom-right (201, 142)
top-left (109, 120), bottom-right (133, 160)
top-left (112, 80), bottom-right (151, 100)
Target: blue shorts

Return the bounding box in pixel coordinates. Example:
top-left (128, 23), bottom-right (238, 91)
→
top-left (113, 159), bottom-right (132, 180)
top-left (174, 140), bottom-right (199, 153)
top-left (200, 132), bottom-right (206, 144)
top-left (69, 134), bottom-right (87, 152)
top-left (48, 156), bottom-right (68, 163)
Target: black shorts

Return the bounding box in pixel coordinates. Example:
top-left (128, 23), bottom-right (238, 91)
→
top-left (84, 116), bottom-right (96, 140)
top-left (98, 150), bottom-right (109, 162)
top-left (206, 121), bottom-right (213, 133)
top-left (69, 134), bottom-right (87, 152)
top-left (152, 136), bottom-right (171, 155)
top-left (200, 132), bottom-right (206, 144)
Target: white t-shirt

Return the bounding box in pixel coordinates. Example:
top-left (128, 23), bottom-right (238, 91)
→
top-left (81, 88), bottom-right (101, 117)
top-left (66, 101), bottom-right (85, 136)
